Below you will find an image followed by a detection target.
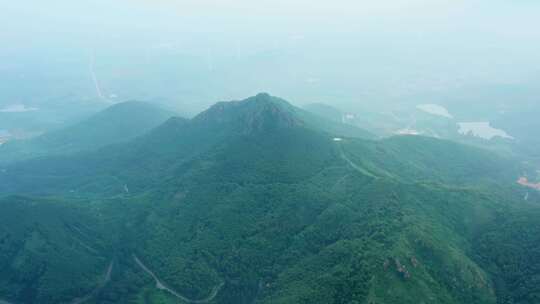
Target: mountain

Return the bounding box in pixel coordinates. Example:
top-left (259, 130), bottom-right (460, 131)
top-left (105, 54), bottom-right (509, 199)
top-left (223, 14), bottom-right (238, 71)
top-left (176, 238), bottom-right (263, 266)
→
top-left (0, 93), bottom-right (373, 196)
top-left (0, 93), bottom-right (538, 304)
top-left (192, 93), bottom-right (374, 138)
top-left (0, 101), bottom-right (178, 164)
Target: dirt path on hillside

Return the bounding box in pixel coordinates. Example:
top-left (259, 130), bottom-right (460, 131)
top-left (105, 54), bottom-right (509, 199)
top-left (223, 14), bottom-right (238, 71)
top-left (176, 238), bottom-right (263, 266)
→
top-left (70, 261), bottom-right (114, 304)
top-left (337, 143), bottom-right (378, 179)
top-left (133, 255), bottom-right (224, 303)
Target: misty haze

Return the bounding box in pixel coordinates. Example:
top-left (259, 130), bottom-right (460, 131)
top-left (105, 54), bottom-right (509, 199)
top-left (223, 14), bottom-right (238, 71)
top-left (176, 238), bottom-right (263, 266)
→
top-left (0, 1), bottom-right (539, 304)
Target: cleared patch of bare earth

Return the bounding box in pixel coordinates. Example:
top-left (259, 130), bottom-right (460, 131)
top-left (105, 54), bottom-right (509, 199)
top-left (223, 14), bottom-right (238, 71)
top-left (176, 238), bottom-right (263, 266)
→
top-left (517, 177), bottom-right (540, 190)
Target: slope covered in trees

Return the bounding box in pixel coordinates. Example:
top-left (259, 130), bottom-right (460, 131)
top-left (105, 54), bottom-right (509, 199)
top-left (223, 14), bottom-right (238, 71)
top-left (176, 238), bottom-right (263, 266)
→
top-left (0, 196), bottom-right (111, 304)
top-left (0, 94), bottom-right (538, 304)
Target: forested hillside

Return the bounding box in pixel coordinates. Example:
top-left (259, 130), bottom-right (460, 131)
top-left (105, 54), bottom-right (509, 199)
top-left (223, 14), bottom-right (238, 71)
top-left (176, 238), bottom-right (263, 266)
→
top-left (0, 196), bottom-right (111, 303)
top-left (0, 94), bottom-right (538, 304)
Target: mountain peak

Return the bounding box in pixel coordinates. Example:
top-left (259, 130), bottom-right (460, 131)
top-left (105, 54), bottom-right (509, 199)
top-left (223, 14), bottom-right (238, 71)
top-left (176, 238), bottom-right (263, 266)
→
top-left (193, 93), bottom-right (302, 133)
top-left (254, 92), bottom-right (272, 99)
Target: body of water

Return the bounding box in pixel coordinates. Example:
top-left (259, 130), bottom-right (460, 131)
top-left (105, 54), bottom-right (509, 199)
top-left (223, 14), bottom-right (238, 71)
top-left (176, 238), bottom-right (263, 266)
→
top-left (458, 122), bottom-right (513, 140)
top-left (416, 104), bottom-right (453, 118)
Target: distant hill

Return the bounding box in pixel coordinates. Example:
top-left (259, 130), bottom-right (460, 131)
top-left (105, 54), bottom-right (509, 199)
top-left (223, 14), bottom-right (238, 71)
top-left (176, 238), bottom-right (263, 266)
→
top-left (302, 102), bottom-right (344, 122)
top-left (0, 101), bottom-right (178, 164)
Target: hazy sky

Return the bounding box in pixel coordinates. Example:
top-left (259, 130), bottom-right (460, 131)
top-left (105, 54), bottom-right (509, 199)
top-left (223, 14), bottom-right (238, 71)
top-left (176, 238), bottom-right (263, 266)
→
top-left (1, 0), bottom-right (539, 111)
top-left (3, 1), bottom-right (539, 43)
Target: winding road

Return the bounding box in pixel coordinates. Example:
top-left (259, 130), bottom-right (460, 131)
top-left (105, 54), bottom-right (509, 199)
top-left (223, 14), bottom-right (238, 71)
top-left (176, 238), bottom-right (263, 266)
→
top-left (133, 255), bottom-right (224, 303)
top-left (70, 260), bottom-right (114, 304)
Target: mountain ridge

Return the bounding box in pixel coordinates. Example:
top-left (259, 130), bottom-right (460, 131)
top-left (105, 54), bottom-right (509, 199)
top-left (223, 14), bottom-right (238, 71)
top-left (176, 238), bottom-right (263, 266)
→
top-left (0, 94), bottom-right (538, 304)
top-left (0, 100), bottom-right (178, 164)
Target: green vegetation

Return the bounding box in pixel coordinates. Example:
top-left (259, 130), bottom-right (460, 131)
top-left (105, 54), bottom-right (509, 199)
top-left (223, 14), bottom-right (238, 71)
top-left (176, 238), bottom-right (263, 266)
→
top-left (0, 196), bottom-right (111, 303)
top-left (0, 101), bottom-right (178, 164)
top-left (0, 94), bottom-right (538, 304)
top-left (474, 208), bottom-right (540, 304)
